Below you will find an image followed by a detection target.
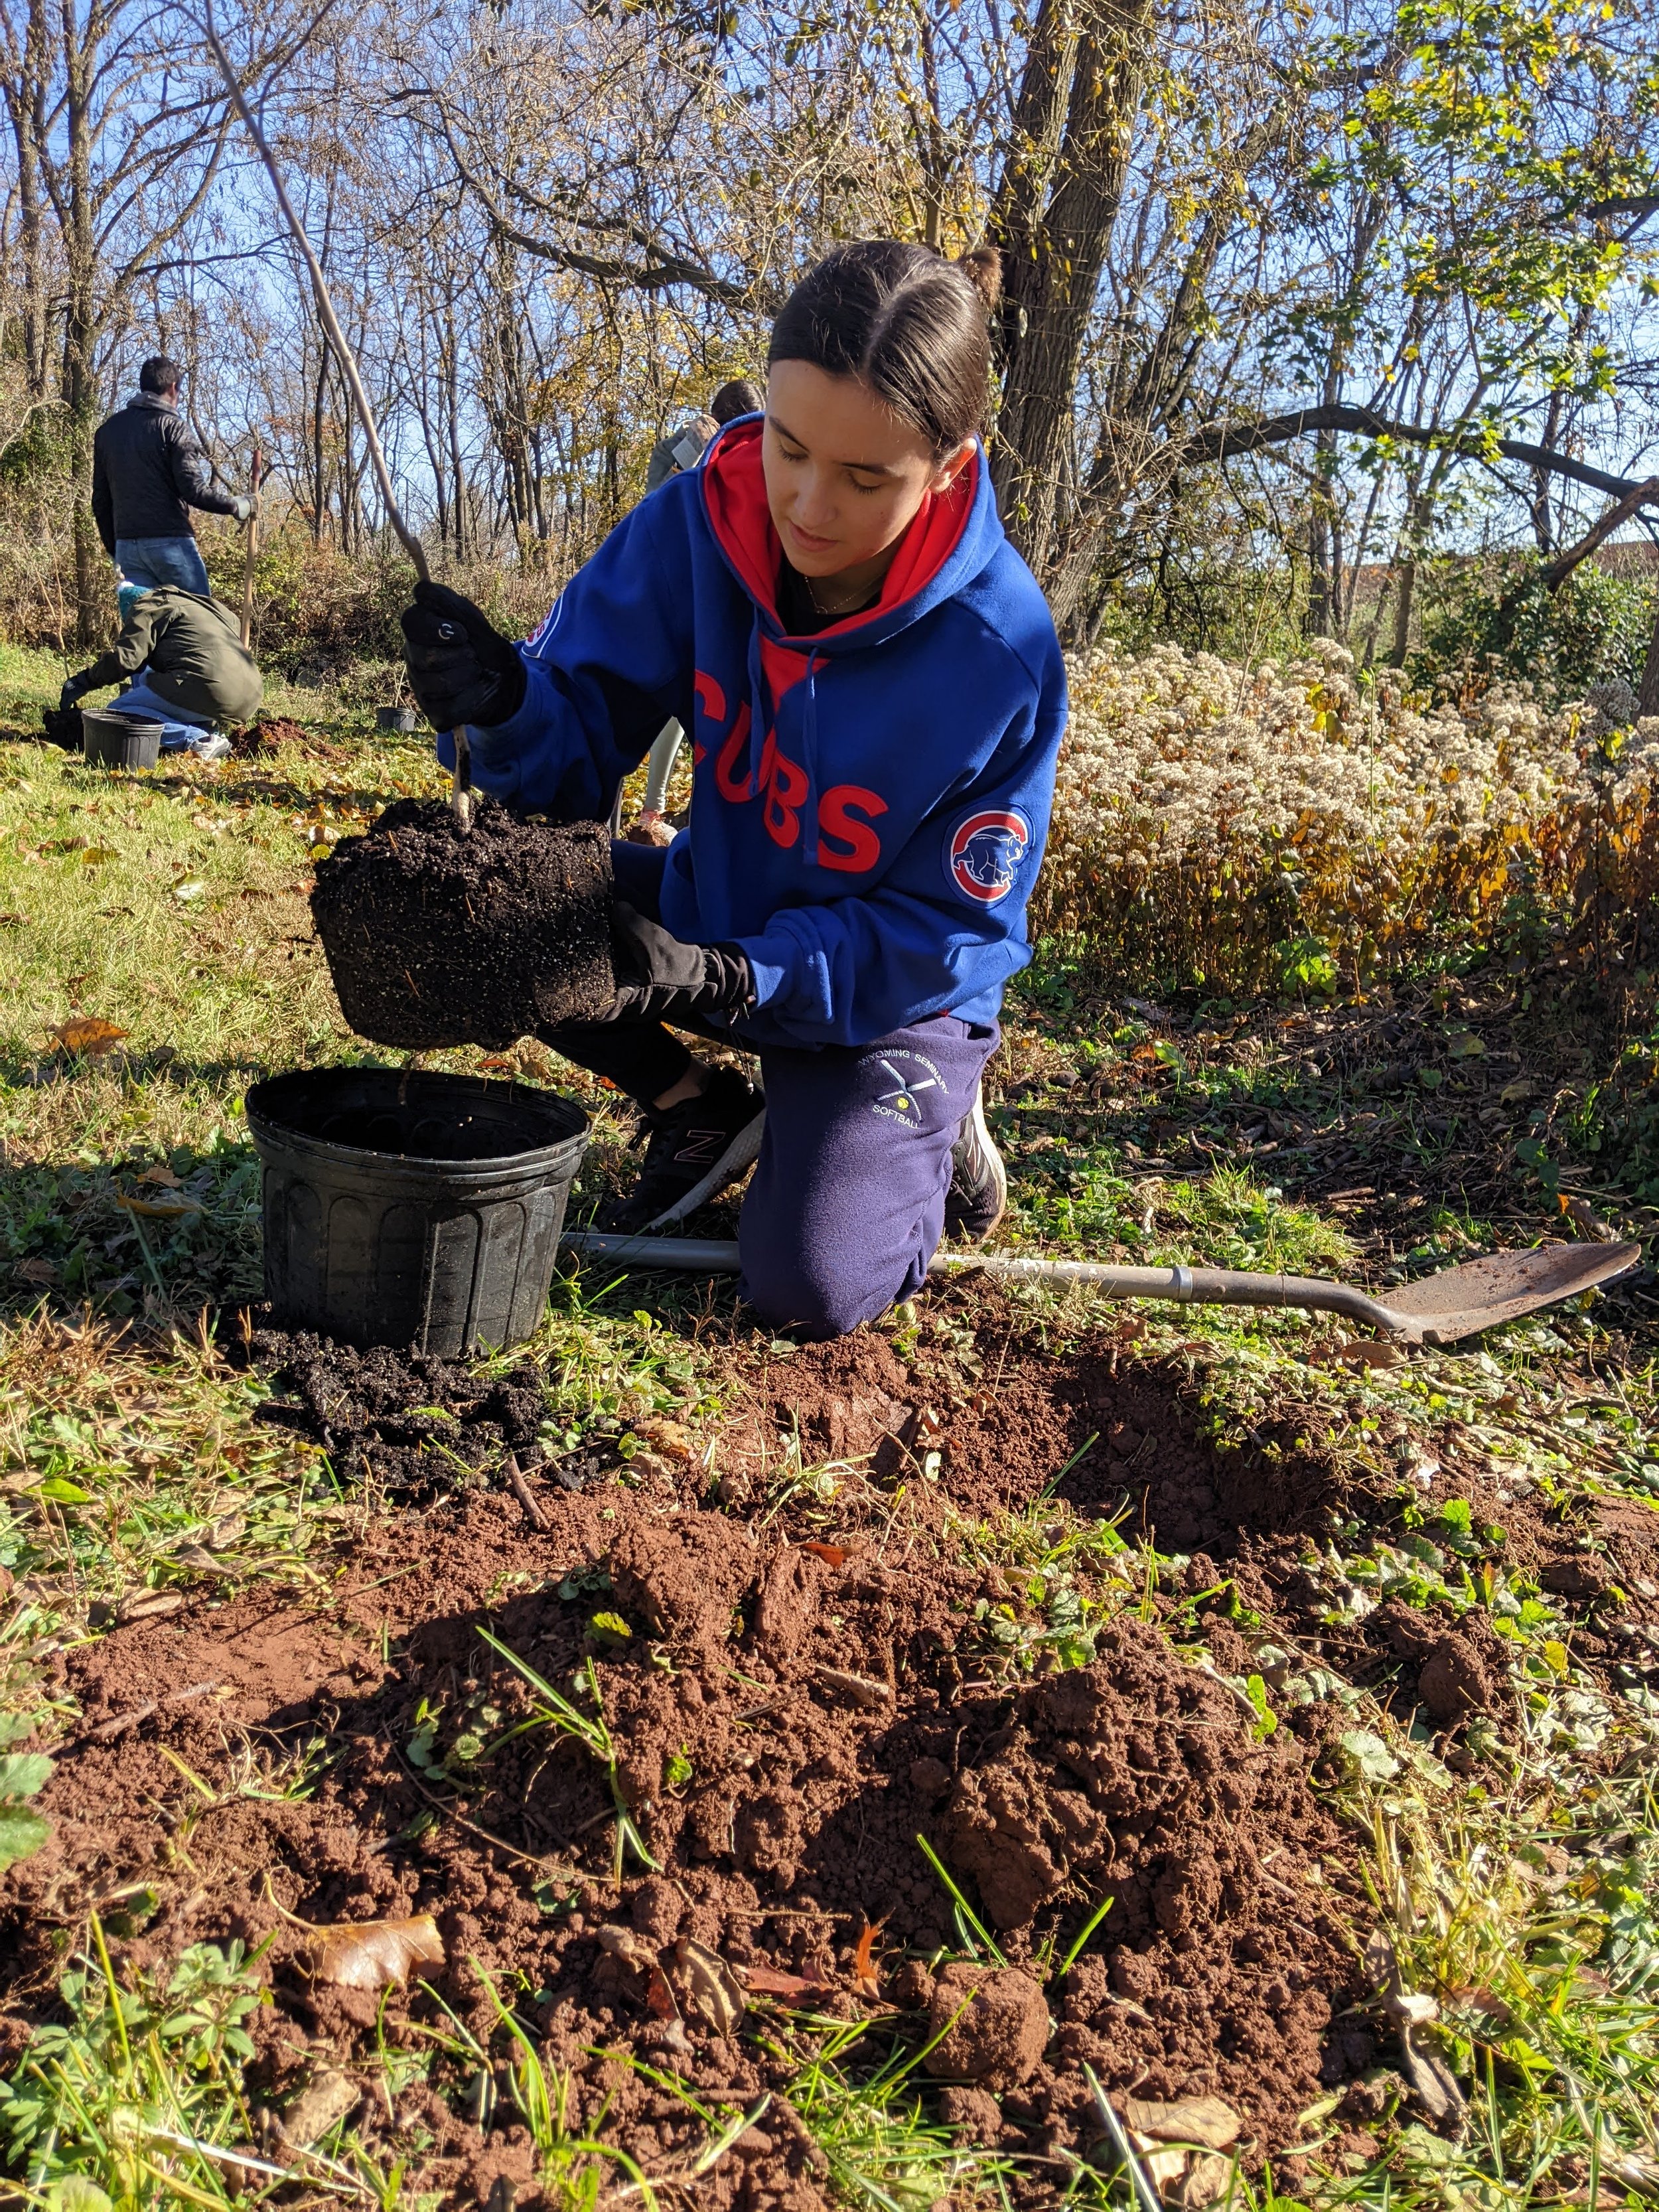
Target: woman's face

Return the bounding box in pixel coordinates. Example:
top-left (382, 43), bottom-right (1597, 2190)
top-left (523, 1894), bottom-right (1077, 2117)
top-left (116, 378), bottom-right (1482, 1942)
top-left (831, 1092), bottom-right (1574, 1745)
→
top-left (761, 360), bottom-right (974, 583)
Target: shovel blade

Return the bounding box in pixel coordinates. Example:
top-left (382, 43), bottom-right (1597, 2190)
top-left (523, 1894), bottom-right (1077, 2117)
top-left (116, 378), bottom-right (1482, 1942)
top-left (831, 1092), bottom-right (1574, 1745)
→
top-left (1382, 1240), bottom-right (1642, 1345)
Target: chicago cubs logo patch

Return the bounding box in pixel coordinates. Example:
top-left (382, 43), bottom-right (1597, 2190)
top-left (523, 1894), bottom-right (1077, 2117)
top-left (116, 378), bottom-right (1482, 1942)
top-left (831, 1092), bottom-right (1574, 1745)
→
top-left (948, 808), bottom-right (1031, 905)
top-left (524, 598), bottom-right (563, 655)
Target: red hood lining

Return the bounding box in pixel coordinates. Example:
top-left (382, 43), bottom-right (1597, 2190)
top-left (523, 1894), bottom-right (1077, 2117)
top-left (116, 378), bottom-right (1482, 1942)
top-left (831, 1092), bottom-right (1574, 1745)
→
top-left (700, 417), bottom-right (978, 640)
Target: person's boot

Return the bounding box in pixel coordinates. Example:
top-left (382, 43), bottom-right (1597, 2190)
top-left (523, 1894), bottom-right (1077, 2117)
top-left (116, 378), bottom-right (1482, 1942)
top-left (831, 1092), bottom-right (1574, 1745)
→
top-left (601, 1065), bottom-right (766, 1232)
top-left (944, 1080), bottom-right (1007, 1240)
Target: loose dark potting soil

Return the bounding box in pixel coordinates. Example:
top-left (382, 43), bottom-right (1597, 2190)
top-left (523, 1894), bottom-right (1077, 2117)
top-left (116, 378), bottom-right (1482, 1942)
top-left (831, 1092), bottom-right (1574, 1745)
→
top-left (236, 1327), bottom-right (618, 1501)
top-left (310, 798), bottom-right (616, 1050)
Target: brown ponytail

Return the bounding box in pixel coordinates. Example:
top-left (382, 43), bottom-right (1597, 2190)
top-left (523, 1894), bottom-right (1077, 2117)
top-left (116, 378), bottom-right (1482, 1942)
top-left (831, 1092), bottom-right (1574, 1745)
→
top-left (768, 240), bottom-right (1001, 455)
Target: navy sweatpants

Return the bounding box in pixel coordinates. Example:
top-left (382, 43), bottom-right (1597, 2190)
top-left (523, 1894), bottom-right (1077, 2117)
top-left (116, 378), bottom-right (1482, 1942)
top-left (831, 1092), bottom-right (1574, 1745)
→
top-left (541, 842), bottom-right (997, 1339)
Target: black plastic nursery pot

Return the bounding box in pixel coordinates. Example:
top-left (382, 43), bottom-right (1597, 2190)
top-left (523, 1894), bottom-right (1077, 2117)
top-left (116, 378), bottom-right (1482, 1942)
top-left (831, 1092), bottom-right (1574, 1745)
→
top-left (246, 1067), bottom-right (588, 1355)
top-left (80, 709), bottom-right (163, 769)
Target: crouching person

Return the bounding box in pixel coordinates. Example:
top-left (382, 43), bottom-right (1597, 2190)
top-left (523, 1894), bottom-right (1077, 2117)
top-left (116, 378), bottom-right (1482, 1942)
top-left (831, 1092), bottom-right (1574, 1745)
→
top-left (58, 582), bottom-right (261, 761)
top-left (401, 240), bottom-right (1066, 1341)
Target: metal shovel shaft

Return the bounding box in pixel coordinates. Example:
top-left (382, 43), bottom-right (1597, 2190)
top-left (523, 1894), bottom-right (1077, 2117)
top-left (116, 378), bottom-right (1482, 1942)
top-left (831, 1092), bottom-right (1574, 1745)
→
top-left (557, 1230), bottom-right (1642, 1347)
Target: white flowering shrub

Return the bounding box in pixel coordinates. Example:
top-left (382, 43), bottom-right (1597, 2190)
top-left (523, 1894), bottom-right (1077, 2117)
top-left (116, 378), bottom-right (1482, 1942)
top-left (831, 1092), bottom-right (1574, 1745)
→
top-left (1039, 638), bottom-right (1659, 994)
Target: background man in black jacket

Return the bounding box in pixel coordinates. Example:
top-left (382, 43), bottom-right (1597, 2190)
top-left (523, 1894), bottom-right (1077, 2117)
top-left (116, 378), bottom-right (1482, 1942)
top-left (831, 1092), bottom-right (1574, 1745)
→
top-left (91, 356), bottom-right (254, 596)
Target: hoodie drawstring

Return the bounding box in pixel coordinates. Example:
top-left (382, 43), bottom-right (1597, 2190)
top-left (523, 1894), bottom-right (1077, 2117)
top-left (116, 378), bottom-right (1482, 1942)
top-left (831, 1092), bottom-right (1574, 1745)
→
top-left (800, 646), bottom-right (822, 865)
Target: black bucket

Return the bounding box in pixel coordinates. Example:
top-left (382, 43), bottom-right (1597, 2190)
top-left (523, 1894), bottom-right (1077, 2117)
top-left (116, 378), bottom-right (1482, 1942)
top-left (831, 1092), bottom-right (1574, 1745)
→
top-left (376, 705), bottom-right (419, 732)
top-left (81, 709), bottom-right (163, 770)
top-left (246, 1067), bottom-right (588, 1355)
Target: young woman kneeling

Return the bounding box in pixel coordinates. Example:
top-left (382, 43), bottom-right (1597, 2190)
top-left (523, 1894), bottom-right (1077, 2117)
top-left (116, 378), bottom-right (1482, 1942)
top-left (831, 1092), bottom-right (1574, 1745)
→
top-left (401, 241), bottom-right (1066, 1341)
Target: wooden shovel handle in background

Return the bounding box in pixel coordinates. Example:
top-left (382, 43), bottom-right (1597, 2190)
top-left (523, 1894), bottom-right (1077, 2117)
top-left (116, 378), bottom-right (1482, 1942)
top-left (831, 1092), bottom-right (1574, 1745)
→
top-left (200, 10), bottom-right (474, 829)
top-left (240, 443), bottom-right (261, 650)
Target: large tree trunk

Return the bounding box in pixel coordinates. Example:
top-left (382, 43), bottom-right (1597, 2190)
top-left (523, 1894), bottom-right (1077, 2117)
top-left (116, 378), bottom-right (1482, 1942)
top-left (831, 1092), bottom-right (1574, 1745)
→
top-left (61, 9), bottom-right (104, 649)
top-left (1640, 586), bottom-right (1659, 719)
top-left (988, 0), bottom-right (1153, 593)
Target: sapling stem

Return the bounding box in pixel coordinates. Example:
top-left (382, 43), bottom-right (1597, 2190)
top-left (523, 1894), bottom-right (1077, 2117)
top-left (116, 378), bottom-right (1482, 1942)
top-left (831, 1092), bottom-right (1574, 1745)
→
top-left (199, 6), bottom-right (474, 831)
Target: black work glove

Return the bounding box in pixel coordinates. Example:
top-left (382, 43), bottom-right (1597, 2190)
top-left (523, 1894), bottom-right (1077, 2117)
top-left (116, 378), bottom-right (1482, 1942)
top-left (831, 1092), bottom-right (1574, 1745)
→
top-left (609, 902), bottom-right (755, 1021)
top-left (400, 579), bottom-right (527, 732)
top-left (59, 675), bottom-right (89, 714)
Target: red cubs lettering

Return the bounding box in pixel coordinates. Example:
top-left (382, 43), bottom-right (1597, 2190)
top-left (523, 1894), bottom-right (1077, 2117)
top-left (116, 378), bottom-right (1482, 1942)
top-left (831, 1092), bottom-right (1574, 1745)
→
top-left (758, 731), bottom-right (809, 849)
top-left (698, 676), bottom-right (889, 869)
top-left (817, 784), bottom-right (888, 873)
top-left (715, 703), bottom-right (753, 801)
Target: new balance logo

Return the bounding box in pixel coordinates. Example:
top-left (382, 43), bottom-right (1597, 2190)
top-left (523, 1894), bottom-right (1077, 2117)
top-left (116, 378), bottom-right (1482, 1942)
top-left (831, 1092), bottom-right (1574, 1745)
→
top-left (675, 1126), bottom-right (728, 1167)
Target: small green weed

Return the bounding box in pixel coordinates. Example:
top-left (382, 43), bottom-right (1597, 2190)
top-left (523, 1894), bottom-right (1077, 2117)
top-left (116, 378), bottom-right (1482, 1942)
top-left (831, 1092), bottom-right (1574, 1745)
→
top-left (0, 1923), bottom-right (265, 2208)
top-left (476, 1631), bottom-right (656, 1879)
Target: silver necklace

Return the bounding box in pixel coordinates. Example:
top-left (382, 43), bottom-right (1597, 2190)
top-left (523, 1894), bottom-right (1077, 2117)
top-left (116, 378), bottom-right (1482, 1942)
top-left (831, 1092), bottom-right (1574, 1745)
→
top-left (806, 572), bottom-right (870, 617)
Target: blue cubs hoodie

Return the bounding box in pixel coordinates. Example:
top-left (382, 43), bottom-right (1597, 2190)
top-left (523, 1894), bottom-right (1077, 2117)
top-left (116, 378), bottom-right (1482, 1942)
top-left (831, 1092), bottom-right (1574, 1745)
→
top-left (446, 415), bottom-right (1068, 1051)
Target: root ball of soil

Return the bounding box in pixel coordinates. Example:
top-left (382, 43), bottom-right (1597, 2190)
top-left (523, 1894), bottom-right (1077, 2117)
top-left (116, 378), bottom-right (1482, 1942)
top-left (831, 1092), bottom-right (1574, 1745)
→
top-left (310, 798), bottom-right (616, 1049)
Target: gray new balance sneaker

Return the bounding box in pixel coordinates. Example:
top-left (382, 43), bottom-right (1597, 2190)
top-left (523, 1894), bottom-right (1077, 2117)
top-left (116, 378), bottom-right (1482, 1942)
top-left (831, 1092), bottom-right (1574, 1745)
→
top-left (944, 1080), bottom-right (1006, 1240)
top-left (602, 1065), bottom-right (766, 1232)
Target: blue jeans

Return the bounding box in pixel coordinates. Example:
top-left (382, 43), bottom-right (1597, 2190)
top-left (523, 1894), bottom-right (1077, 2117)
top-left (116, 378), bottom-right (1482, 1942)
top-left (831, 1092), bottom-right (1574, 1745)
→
top-left (112, 676), bottom-right (212, 751)
top-left (114, 536), bottom-right (210, 594)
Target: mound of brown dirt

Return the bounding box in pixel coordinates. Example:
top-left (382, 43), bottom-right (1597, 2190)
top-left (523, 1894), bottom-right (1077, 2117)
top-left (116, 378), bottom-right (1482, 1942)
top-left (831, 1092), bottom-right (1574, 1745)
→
top-left (228, 714), bottom-right (310, 757)
top-left (240, 1327), bottom-right (616, 1499)
top-left (1, 1485), bottom-right (1371, 2202)
top-left (719, 1317), bottom-right (1336, 1552)
top-left (311, 798), bottom-right (615, 1049)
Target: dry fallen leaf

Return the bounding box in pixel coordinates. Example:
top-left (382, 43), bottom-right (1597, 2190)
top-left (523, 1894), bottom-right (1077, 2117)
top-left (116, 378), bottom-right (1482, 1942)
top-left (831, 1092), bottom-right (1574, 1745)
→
top-left (280, 2070), bottom-right (361, 2146)
top-left (115, 1589), bottom-right (184, 1625)
top-left (636, 1417), bottom-right (694, 1461)
top-left (595, 1923), bottom-right (658, 1972)
top-left (14, 1257), bottom-right (56, 1286)
top-left (743, 1963), bottom-right (833, 2003)
top-left (1384, 1988), bottom-right (1440, 2025)
top-left (671, 1937), bottom-right (745, 2035)
top-left (800, 1542), bottom-right (849, 1566)
top-left (812, 1665), bottom-right (892, 1708)
top-left (117, 1192), bottom-right (201, 1220)
top-left (309, 1913), bottom-right (445, 1990)
top-left (1326, 1338), bottom-right (1406, 1370)
top-left (851, 1919), bottom-right (883, 1998)
top-left (1398, 2024), bottom-right (1466, 2122)
top-left (1173, 2150), bottom-right (1238, 2208)
top-left (138, 1163), bottom-right (182, 1188)
top-left (50, 1017), bottom-right (128, 1057)
top-left (644, 1964), bottom-right (680, 2021)
top-left (1123, 2095), bottom-right (1242, 2150)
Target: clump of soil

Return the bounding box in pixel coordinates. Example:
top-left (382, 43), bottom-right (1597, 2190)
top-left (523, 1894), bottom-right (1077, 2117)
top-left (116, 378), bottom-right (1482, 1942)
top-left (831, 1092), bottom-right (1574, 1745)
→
top-left (926, 1963), bottom-right (1051, 2085)
top-left (0, 1484), bottom-right (1372, 2205)
top-left (1417, 1632), bottom-right (1496, 1722)
top-left (311, 798), bottom-right (615, 1049)
top-left (40, 705), bottom-right (81, 751)
top-left (228, 714), bottom-right (309, 757)
top-left (240, 1327), bottom-right (616, 1499)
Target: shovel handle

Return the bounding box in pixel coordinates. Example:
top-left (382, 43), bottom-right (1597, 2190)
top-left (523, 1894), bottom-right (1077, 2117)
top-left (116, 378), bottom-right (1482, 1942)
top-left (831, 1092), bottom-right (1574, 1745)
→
top-left (451, 726), bottom-right (474, 832)
top-left (555, 1233), bottom-right (1421, 1338)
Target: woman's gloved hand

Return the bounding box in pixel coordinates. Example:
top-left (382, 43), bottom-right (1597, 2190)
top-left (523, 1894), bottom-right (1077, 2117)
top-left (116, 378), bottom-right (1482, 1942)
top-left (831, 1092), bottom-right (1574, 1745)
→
top-left (400, 580), bottom-right (527, 731)
top-left (58, 674), bottom-right (90, 713)
top-left (607, 903), bottom-right (755, 1021)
